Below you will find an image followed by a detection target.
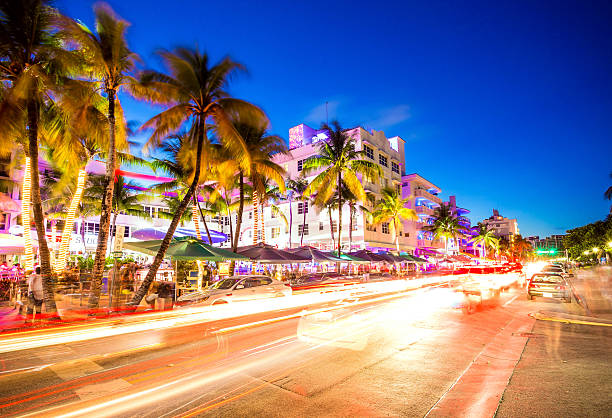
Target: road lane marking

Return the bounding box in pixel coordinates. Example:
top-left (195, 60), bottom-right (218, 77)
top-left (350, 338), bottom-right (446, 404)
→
top-left (503, 295), bottom-right (519, 307)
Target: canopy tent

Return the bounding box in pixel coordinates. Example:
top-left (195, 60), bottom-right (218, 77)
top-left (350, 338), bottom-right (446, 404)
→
top-left (328, 251), bottom-right (369, 263)
top-left (379, 252), bottom-right (407, 263)
top-left (236, 243), bottom-right (311, 264)
top-left (123, 237), bottom-right (247, 261)
top-left (348, 250), bottom-right (389, 263)
top-left (399, 253), bottom-right (428, 263)
top-left (131, 227), bottom-right (227, 244)
top-left (284, 246), bottom-right (345, 263)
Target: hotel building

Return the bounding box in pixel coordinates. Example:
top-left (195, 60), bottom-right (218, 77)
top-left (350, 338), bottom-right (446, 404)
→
top-left (481, 209), bottom-right (519, 241)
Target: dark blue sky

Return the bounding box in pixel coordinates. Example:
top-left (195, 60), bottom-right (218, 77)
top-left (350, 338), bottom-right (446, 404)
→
top-left (58, 0), bottom-right (612, 238)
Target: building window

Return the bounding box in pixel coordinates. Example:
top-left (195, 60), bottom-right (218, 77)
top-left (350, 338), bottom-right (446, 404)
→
top-left (297, 159), bottom-right (304, 172)
top-left (364, 145), bottom-right (374, 160)
top-left (391, 161), bottom-right (399, 174)
top-left (379, 154), bottom-right (388, 167)
top-left (271, 210), bottom-right (278, 218)
top-left (319, 222), bottom-right (324, 231)
top-left (395, 183), bottom-right (401, 195)
top-left (297, 201), bottom-right (309, 214)
top-left (382, 222), bottom-right (389, 234)
top-left (331, 221), bottom-right (337, 233)
top-left (298, 224), bottom-right (309, 236)
top-left (366, 222), bottom-right (376, 232)
top-left (248, 211), bottom-right (252, 220)
top-left (271, 227), bottom-right (280, 239)
top-left (111, 225), bottom-right (131, 237)
top-left (84, 222), bottom-right (100, 235)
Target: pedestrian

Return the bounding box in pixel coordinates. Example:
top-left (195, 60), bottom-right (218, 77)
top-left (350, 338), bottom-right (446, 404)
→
top-left (26, 267), bottom-right (44, 324)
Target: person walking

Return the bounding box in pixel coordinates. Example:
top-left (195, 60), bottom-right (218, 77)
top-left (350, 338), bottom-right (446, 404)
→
top-left (26, 267), bottom-right (44, 324)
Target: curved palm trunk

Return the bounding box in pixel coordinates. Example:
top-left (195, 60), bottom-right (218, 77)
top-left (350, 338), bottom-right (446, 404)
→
top-left (225, 202), bottom-right (233, 247)
top-left (56, 169), bottom-right (87, 272)
top-left (233, 173), bottom-right (244, 251)
top-left (27, 99), bottom-right (58, 315)
top-left (337, 173), bottom-right (342, 255)
top-left (131, 119), bottom-right (206, 308)
top-left (89, 89), bottom-right (117, 309)
top-left (21, 156), bottom-right (34, 270)
top-left (195, 197), bottom-right (213, 244)
top-left (192, 196), bottom-right (201, 240)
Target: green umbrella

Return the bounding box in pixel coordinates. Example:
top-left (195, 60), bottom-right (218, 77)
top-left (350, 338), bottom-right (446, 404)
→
top-left (399, 253), bottom-right (428, 263)
top-left (328, 251), bottom-right (369, 263)
top-left (124, 237), bottom-right (248, 261)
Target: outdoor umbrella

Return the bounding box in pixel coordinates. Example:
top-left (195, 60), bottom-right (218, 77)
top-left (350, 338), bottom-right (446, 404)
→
top-left (400, 253), bottom-right (428, 263)
top-left (236, 243), bottom-right (311, 264)
top-left (131, 227), bottom-right (227, 244)
top-left (348, 250), bottom-right (389, 262)
top-left (285, 246), bottom-right (345, 263)
top-left (328, 251), bottom-right (369, 263)
top-left (380, 252), bottom-right (407, 263)
top-left (123, 237), bottom-right (247, 261)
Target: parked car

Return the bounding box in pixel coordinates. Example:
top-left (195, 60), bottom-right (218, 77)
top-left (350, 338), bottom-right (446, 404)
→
top-left (527, 273), bottom-right (571, 303)
top-left (176, 275), bottom-right (292, 306)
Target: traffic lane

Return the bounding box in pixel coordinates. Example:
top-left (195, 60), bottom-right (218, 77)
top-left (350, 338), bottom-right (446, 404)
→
top-left (497, 307), bottom-right (612, 417)
top-left (0, 287), bottom-right (434, 416)
top-left (37, 287), bottom-right (533, 417)
top-left (12, 286), bottom-right (466, 417)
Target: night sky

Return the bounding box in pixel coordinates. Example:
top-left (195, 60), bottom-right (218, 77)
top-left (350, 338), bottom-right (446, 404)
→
top-left (57, 0), bottom-right (612, 238)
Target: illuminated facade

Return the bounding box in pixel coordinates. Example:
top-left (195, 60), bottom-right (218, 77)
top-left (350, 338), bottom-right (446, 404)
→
top-left (481, 209), bottom-right (519, 240)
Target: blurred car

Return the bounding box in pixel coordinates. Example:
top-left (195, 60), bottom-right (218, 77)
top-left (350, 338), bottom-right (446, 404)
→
top-left (527, 273), bottom-right (571, 303)
top-left (289, 273), bottom-right (360, 290)
top-left (177, 275), bottom-right (291, 306)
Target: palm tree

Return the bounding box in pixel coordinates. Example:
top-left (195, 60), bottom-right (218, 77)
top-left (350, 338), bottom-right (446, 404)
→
top-left (371, 187), bottom-right (418, 252)
top-left (285, 178), bottom-right (308, 247)
top-left (0, 0), bottom-right (82, 315)
top-left (129, 47), bottom-right (264, 307)
top-left (228, 119), bottom-right (286, 249)
top-left (511, 234), bottom-right (533, 261)
top-left (57, 4), bottom-right (140, 308)
top-left (498, 236), bottom-right (511, 261)
top-left (470, 222), bottom-right (499, 259)
top-left (258, 178), bottom-right (288, 244)
top-left (424, 203), bottom-right (461, 255)
top-left (303, 121), bottom-right (381, 255)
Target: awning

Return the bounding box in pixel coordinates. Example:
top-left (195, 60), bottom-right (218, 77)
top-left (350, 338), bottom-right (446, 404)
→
top-left (237, 243), bottom-right (311, 264)
top-left (285, 246), bottom-right (345, 263)
top-left (124, 237), bottom-right (246, 261)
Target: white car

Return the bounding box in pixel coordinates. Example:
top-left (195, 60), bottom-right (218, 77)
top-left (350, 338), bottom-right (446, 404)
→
top-left (177, 275), bottom-right (292, 306)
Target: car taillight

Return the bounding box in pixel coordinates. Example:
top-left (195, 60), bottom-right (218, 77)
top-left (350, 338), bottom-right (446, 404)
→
top-left (226, 293), bottom-right (232, 296)
top-left (556, 285), bottom-right (565, 290)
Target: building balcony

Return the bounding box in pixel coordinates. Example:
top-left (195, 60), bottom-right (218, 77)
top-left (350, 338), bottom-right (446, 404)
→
top-left (415, 205), bottom-right (434, 215)
top-left (414, 188), bottom-right (441, 203)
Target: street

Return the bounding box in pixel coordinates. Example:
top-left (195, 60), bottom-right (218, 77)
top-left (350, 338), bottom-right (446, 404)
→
top-left (0, 269), bottom-right (610, 417)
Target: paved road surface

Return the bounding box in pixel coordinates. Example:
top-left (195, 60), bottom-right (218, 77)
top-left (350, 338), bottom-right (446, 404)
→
top-left (0, 269), bottom-right (609, 417)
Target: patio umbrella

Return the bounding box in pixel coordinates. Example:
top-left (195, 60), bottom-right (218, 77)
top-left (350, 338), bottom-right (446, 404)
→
top-left (400, 253), bottom-right (428, 263)
top-left (285, 246), bottom-right (345, 263)
top-left (236, 243), bottom-right (311, 264)
top-left (131, 227), bottom-right (227, 244)
top-left (348, 250), bottom-right (389, 262)
top-left (380, 252), bottom-right (407, 263)
top-left (124, 237), bottom-right (247, 261)
top-left (328, 251), bottom-right (369, 263)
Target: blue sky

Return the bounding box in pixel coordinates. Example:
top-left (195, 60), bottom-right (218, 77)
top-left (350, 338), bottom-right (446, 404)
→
top-left (57, 0), bottom-right (612, 238)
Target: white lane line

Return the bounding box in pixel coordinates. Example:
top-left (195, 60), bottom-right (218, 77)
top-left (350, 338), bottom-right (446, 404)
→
top-left (503, 294), bottom-right (519, 307)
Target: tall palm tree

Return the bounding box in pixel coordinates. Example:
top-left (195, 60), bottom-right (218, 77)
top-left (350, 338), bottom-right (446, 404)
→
top-left (470, 222), bottom-right (499, 259)
top-left (371, 187), bottom-right (418, 252)
top-left (286, 178), bottom-right (308, 248)
top-left (0, 0), bottom-right (82, 315)
top-left (511, 234), bottom-right (533, 261)
top-left (129, 47), bottom-right (264, 307)
top-left (229, 119), bottom-right (286, 249)
top-left (57, 4), bottom-right (139, 308)
top-left (424, 203), bottom-right (461, 255)
top-left (303, 121), bottom-right (381, 255)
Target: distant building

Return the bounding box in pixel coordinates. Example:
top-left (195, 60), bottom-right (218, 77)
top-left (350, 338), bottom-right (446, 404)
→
top-left (481, 209), bottom-right (519, 241)
top-left (528, 234), bottom-right (565, 251)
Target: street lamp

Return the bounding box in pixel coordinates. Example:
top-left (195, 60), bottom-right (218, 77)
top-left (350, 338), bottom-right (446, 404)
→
top-left (583, 250), bottom-right (589, 255)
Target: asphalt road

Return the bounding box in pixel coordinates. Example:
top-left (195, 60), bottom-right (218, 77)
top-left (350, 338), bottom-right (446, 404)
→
top-left (0, 269), bottom-right (610, 417)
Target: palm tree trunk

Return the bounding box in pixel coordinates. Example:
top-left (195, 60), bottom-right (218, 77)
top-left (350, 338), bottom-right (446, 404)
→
top-left (288, 196), bottom-right (293, 249)
top-left (56, 169), bottom-right (87, 272)
top-left (300, 200), bottom-right (306, 247)
top-left (328, 206), bottom-right (335, 249)
top-left (81, 217), bottom-right (87, 255)
top-left (109, 211), bottom-right (118, 253)
top-left (27, 98), bottom-right (58, 315)
top-left (395, 219), bottom-right (400, 252)
top-left (130, 118), bottom-right (206, 308)
top-left (89, 88), bottom-right (117, 309)
top-left (233, 173), bottom-right (244, 251)
top-left (192, 195), bottom-right (201, 240)
top-left (195, 197), bottom-right (213, 244)
top-left (260, 203), bottom-right (266, 244)
top-left (21, 156), bottom-right (34, 271)
top-left (337, 172), bottom-right (342, 255)
top-left (252, 191), bottom-right (259, 244)
top-left (349, 203), bottom-right (353, 252)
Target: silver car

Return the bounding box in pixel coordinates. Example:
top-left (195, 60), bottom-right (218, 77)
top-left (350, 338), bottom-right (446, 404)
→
top-left (527, 273), bottom-right (571, 303)
top-left (177, 275), bottom-right (292, 306)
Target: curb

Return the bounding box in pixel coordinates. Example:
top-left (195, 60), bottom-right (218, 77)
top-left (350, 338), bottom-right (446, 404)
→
top-left (530, 311), bottom-right (612, 327)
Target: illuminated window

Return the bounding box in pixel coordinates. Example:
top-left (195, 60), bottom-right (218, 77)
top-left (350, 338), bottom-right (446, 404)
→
top-left (319, 222), bottom-right (324, 231)
top-left (331, 221), bottom-right (337, 233)
top-left (248, 211), bottom-right (252, 219)
top-left (379, 154), bottom-right (388, 167)
top-left (364, 145), bottom-right (374, 160)
top-left (297, 201), bottom-right (309, 214)
top-left (271, 227), bottom-right (280, 239)
top-left (391, 161), bottom-right (399, 174)
top-left (297, 159), bottom-right (304, 172)
top-left (382, 222), bottom-right (389, 234)
top-left (298, 224), bottom-right (309, 236)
